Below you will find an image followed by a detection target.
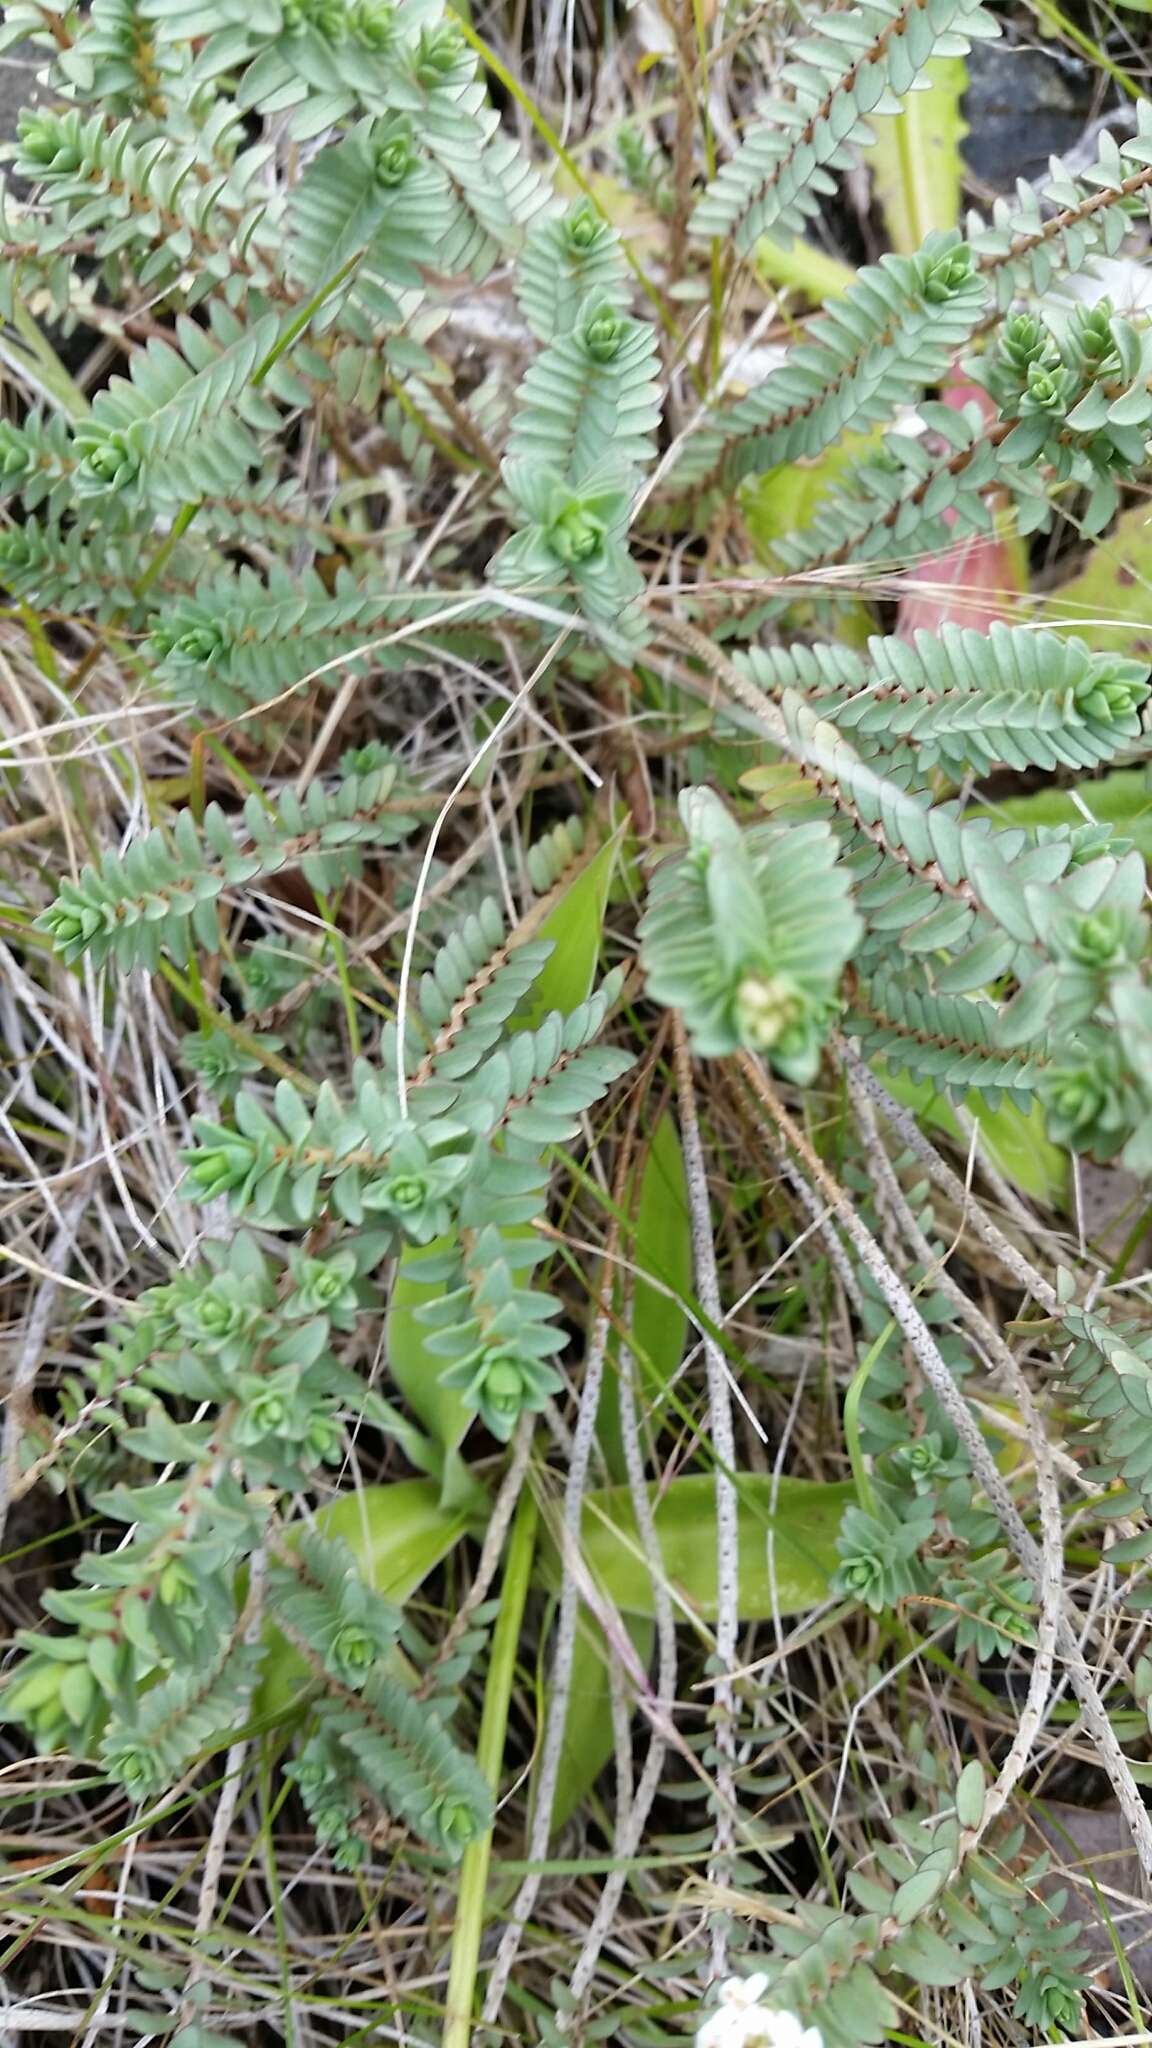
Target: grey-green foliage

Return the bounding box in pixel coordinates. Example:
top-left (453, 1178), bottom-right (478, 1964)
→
top-left (515, 201), bottom-right (628, 343)
top-left (738, 623), bottom-right (1151, 779)
top-left (491, 205), bottom-right (659, 650)
top-left (0, 0), bottom-right (550, 716)
top-left (71, 314), bottom-right (282, 502)
top-left (640, 668), bottom-right (1152, 1124)
top-left (38, 756), bottom-right (420, 969)
top-left (183, 965), bottom-right (631, 1436)
top-left (504, 292), bottom-right (661, 482)
top-left (1059, 1305), bottom-right (1152, 1520)
top-left (278, 1530), bottom-right (494, 1865)
top-left (13, 0), bottom-right (1152, 1908)
top-left (405, 896), bottom-right (556, 1082)
top-left (284, 114), bottom-right (457, 326)
top-left (146, 563), bottom-right (497, 719)
top-left (766, 295), bottom-right (1152, 575)
top-left (639, 788), bottom-right (862, 1075)
top-left (826, 1184), bottom-right (1038, 1641)
top-left (3, 878), bottom-right (631, 1840)
top-left (688, 0), bottom-right (999, 254)
top-left (849, 967), bottom-right (1042, 1105)
top-left (0, 1230), bottom-right (493, 1856)
top-left (968, 97), bottom-right (1152, 307)
top-left (6, 0), bottom-right (1152, 693)
top-left (676, 232), bottom-right (986, 491)
top-left (700, 1755), bottom-right (1091, 2045)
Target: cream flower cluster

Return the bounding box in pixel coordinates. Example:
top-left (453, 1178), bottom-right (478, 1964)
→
top-left (696, 1975), bottom-right (824, 2048)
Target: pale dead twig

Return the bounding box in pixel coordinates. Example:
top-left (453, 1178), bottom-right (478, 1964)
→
top-left (0, 1183), bottom-right (93, 1549)
top-left (395, 631), bottom-right (569, 1119)
top-left (179, 1553), bottom-right (269, 2027)
top-left (738, 1051), bottom-right (1152, 1882)
top-left (846, 1069), bottom-right (1062, 1841)
top-left (480, 1300), bottom-right (617, 2021)
top-left (672, 1015), bottom-right (739, 1982)
top-left (563, 1179), bottom-right (680, 2015)
top-left (841, 1046), bottom-right (1063, 1315)
top-left (425, 1416), bottom-right (535, 1687)
top-left (486, 1076), bottom-right (656, 2022)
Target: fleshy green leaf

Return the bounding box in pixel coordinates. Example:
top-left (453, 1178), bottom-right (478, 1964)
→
top-left (630, 1112), bottom-right (692, 1398)
top-left (515, 822), bottom-right (624, 1031)
top-left (875, 1061), bottom-right (1068, 1210)
top-left (956, 1759), bottom-right (986, 1829)
top-left (865, 57), bottom-right (969, 253)
top-left (553, 1473), bottom-right (854, 1620)
top-left (968, 769), bottom-right (1152, 859)
top-left (598, 1110), bottom-right (693, 1480)
top-left (548, 1614), bottom-right (654, 1835)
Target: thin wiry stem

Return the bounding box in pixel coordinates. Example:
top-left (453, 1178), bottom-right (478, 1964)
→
top-left (847, 1070), bottom-right (1062, 1839)
top-left (839, 1042), bottom-right (1064, 1314)
top-left (0, 1183), bottom-right (93, 1549)
top-left (426, 1416), bottom-right (535, 1691)
top-left (739, 1049), bottom-right (1152, 1881)
top-left (180, 1553), bottom-right (267, 2026)
top-left (672, 1015), bottom-right (739, 1980)
top-left (562, 1235), bottom-right (680, 2018)
top-left (483, 1107), bottom-right (638, 2021)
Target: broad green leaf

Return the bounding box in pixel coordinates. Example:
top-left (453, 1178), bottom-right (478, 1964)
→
top-left (865, 57), bottom-right (969, 251)
top-left (597, 1111), bottom-right (692, 1480)
top-left (631, 1113), bottom-right (691, 1398)
top-left (388, 1224), bottom-right (546, 1480)
top-left (549, 1473), bottom-right (854, 1621)
top-left (323, 1481), bottom-right (473, 1594)
top-left (387, 1233), bottom-right (473, 1471)
top-left (893, 1863), bottom-right (947, 1923)
top-left (393, 814), bottom-right (624, 1469)
top-left (549, 1614), bottom-right (654, 1835)
top-left (514, 823), bottom-right (624, 1030)
top-left (742, 429), bottom-right (880, 558)
top-left (1040, 505), bottom-right (1152, 659)
top-left (742, 435), bottom-right (878, 651)
top-left (257, 1480), bottom-right (471, 1716)
top-left (875, 1060), bottom-right (1067, 1210)
top-left (755, 236), bottom-right (854, 303)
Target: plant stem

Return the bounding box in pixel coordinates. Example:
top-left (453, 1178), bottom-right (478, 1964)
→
top-left (841, 1314), bottom-right (894, 1515)
top-left (9, 294), bottom-right (91, 419)
top-left (442, 1482), bottom-right (538, 2048)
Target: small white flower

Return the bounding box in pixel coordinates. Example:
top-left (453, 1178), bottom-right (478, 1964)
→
top-left (695, 1976), bottom-right (824, 2048)
top-left (718, 1975), bottom-right (771, 2011)
top-left (745, 2012), bottom-right (823, 2048)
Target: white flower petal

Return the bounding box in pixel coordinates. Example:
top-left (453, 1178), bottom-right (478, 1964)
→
top-left (744, 2008), bottom-right (824, 2048)
top-left (695, 2011), bottom-right (730, 2048)
top-left (696, 1979), bottom-right (823, 2048)
top-left (714, 1972), bottom-right (773, 2013)
top-left (748, 2014), bottom-right (803, 2048)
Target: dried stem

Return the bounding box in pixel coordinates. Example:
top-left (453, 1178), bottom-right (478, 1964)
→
top-left (673, 1015), bottom-right (739, 1979)
top-left (738, 1049), bottom-right (1152, 1880)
